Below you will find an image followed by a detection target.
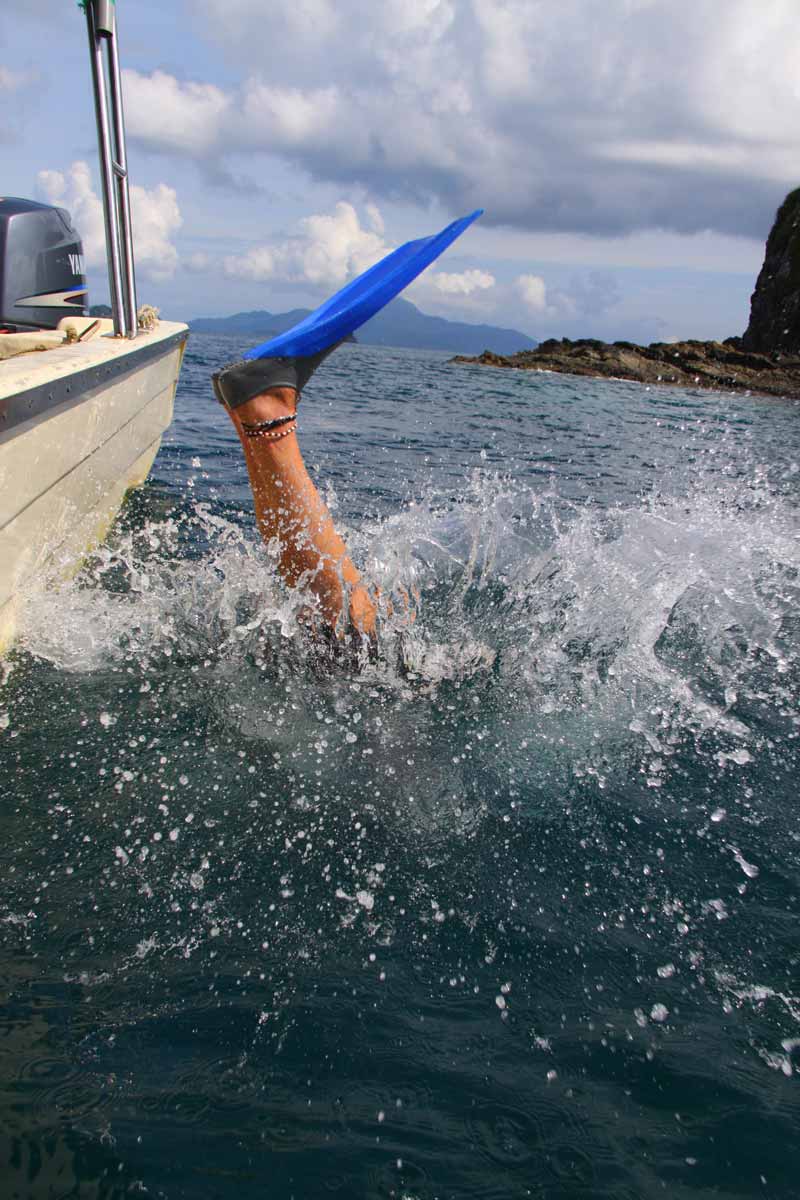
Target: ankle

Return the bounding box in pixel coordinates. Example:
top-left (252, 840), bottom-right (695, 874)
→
top-left (233, 385), bottom-right (298, 426)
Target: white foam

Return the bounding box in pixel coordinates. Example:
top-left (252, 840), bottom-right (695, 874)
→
top-left (9, 473), bottom-right (798, 792)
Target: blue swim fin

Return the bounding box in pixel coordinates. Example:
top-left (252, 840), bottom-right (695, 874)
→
top-left (213, 209), bottom-right (483, 409)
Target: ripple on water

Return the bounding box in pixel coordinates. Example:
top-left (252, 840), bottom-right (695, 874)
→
top-left (15, 1055), bottom-right (109, 1126)
top-left (548, 1142), bottom-right (596, 1188)
top-left (466, 1100), bottom-right (543, 1167)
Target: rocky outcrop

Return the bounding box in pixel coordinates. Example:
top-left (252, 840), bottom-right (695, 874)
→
top-left (452, 337), bottom-right (800, 400)
top-left (454, 189), bottom-right (800, 397)
top-left (742, 188), bottom-right (800, 353)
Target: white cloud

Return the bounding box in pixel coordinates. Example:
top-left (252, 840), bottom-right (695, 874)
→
top-left (38, 162), bottom-right (105, 265)
top-left (223, 245), bottom-right (276, 283)
top-left (218, 200), bottom-right (500, 319)
top-left (515, 270), bottom-right (624, 326)
top-left (299, 203), bottom-right (389, 284)
top-left (516, 274), bottom-right (547, 312)
top-left (203, 0), bottom-right (340, 54)
top-left (120, 1), bottom-right (800, 241)
top-left (430, 269), bottom-right (495, 296)
top-left (223, 201), bottom-right (391, 288)
top-left (37, 161), bottom-right (182, 282)
top-left (239, 82), bottom-right (340, 149)
top-left (364, 204), bottom-right (385, 237)
top-left (407, 265), bottom-right (497, 315)
top-left (379, 0), bottom-right (455, 40)
top-left (130, 182), bottom-right (182, 282)
top-left (123, 69), bottom-right (230, 157)
top-left (598, 138), bottom-right (798, 185)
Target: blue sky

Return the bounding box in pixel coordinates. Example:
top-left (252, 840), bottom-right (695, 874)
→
top-left (2, 1), bottom-right (794, 342)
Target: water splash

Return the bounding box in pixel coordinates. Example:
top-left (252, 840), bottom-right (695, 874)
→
top-left (13, 470), bottom-right (799, 756)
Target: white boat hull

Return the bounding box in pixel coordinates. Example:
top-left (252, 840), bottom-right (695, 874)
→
top-left (0, 320), bottom-right (187, 650)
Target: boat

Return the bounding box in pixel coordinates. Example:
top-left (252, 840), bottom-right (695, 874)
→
top-left (0, 0), bottom-right (187, 651)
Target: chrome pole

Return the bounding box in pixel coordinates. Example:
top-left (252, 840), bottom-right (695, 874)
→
top-left (85, 0), bottom-right (126, 335)
top-left (83, 1), bottom-right (138, 338)
top-left (105, 8), bottom-right (139, 338)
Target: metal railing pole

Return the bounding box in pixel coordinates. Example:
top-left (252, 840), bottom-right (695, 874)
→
top-left (106, 11), bottom-right (138, 338)
top-left (83, 0), bottom-right (139, 338)
top-left (85, 1), bottom-right (126, 336)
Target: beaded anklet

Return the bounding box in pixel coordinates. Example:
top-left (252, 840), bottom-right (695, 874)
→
top-left (240, 413), bottom-right (297, 434)
top-left (242, 422), bottom-right (298, 441)
top-left (241, 419), bottom-right (297, 441)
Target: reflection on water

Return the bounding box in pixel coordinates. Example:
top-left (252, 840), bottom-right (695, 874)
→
top-left (1, 340), bottom-right (799, 1198)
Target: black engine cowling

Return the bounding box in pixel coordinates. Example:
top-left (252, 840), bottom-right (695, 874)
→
top-left (0, 197), bottom-right (88, 331)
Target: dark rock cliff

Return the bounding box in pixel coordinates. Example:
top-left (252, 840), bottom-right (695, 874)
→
top-left (742, 188), bottom-right (800, 353)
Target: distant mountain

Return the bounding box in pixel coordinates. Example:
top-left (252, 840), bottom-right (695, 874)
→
top-left (188, 297), bottom-right (535, 355)
top-left (189, 308), bottom-right (309, 339)
top-left (360, 298), bottom-right (536, 354)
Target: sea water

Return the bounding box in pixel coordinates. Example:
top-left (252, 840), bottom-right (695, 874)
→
top-left (1, 338), bottom-right (798, 1199)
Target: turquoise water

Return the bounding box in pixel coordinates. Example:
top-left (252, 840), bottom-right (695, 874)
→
top-left (1, 337), bottom-right (799, 1198)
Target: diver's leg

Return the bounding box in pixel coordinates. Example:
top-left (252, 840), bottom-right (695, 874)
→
top-left (228, 386), bottom-right (377, 640)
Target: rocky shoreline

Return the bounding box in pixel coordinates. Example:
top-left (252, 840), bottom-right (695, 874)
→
top-left (451, 337), bottom-right (800, 400)
top-left (453, 188), bottom-right (800, 400)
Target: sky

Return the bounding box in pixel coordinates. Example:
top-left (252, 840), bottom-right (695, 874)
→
top-left (1, 0), bottom-right (797, 343)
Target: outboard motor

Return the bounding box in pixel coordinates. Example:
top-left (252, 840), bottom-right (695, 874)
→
top-left (0, 197), bottom-right (88, 331)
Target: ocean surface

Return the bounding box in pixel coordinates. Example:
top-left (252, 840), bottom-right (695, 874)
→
top-left (1, 336), bottom-right (799, 1199)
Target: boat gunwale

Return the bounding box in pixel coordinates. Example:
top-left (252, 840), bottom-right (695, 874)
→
top-left (0, 327), bottom-right (188, 443)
